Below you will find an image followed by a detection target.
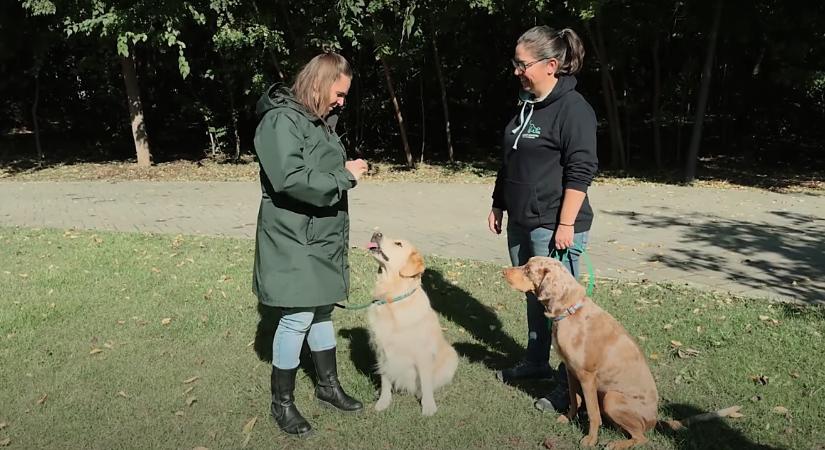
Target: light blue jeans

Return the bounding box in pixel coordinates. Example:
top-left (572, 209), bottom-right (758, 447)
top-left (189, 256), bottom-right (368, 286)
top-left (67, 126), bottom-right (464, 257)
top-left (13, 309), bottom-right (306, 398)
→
top-left (507, 222), bottom-right (589, 366)
top-left (272, 305), bottom-right (336, 369)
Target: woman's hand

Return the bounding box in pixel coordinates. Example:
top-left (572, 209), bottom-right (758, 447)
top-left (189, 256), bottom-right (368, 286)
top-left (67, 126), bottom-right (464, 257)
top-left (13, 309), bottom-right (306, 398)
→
top-left (488, 208), bottom-right (503, 234)
top-left (345, 159), bottom-right (369, 180)
top-left (554, 223), bottom-right (574, 250)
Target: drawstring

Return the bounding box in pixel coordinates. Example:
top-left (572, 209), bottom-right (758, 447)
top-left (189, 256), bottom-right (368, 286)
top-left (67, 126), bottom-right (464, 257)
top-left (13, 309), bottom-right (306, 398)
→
top-left (510, 101), bottom-right (535, 150)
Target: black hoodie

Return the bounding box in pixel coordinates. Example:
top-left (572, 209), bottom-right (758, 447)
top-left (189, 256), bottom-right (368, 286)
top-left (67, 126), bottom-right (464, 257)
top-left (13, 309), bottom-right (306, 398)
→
top-left (492, 75), bottom-right (598, 231)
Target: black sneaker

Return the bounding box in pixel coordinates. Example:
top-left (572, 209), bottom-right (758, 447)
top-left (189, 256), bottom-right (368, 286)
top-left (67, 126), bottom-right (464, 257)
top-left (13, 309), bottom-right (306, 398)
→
top-left (495, 361), bottom-right (554, 383)
top-left (533, 382), bottom-right (570, 413)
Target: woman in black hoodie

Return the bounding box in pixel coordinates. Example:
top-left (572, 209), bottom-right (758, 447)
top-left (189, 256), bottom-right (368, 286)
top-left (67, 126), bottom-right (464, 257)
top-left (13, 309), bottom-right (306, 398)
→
top-left (489, 26), bottom-right (598, 413)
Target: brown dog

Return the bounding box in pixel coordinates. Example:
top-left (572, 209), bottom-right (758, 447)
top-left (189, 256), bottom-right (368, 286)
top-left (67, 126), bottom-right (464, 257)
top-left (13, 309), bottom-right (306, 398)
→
top-left (504, 256), bottom-right (739, 449)
top-left (366, 231), bottom-right (458, 416)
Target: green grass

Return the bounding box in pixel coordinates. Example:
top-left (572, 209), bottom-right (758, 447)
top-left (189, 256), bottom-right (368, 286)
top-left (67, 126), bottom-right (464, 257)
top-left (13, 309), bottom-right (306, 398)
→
top-left (1, 227), bottom-right (823, 450)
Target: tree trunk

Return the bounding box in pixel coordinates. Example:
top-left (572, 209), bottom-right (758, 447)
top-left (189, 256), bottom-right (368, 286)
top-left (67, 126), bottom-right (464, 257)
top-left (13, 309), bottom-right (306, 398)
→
top-left (587, 19), bottom-right (625, 169)
top-left (119, 52), bottom-right (152, 167)
top-left (651, 37), bottom-right (662, 169)
top-left (430, 25), bottom-right (454, 162)
top-left (32, 65), bottom-right (44, 164)
top-left (380, 55), bottom-right (413, 168)
top-left (251, 0), bottom-right (285, 80)
top-left (419, 72), bottom-right (426, 164)
top-left (684, 2), bottom-right (723, 182)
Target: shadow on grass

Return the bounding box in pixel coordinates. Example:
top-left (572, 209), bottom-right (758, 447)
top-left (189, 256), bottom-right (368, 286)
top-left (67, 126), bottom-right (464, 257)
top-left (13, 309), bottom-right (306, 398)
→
top-left (338, 327), bottom-right (380, 389)
top-left (606, 208), bottom-right (825, 304)
top-left (657, 403), bottom-right (780, 450)
top-left (423, 267), bottom-right (560, 400)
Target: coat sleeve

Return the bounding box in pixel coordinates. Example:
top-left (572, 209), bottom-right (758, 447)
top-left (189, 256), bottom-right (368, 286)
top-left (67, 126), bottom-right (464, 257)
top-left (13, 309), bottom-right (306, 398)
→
top-left (255, 111), bottom-right (357, 207)
top-left (560, 99), bottom-right (599, 193)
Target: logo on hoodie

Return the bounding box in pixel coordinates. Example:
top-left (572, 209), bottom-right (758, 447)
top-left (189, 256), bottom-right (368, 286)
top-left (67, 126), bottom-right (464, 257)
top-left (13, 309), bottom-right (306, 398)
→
top-left (523, 122), bottom-right (541, 139)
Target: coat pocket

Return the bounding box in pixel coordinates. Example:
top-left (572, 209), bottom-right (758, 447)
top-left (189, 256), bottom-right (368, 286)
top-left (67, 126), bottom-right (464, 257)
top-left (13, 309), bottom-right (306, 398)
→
top-left (503, 179), bottom-right (540, 224)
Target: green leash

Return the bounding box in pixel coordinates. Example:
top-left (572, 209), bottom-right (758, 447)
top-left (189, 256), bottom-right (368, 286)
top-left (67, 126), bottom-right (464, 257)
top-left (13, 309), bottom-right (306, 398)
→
top-left (549, 244), bottom-right (595, 297)
top-left (334, 287), bottom-right (418, 311)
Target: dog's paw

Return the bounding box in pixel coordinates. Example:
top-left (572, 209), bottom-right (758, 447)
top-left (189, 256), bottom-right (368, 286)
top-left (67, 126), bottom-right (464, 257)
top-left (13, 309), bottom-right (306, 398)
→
top-left (579, 435), bottom-right (598, 447)
top-left (556, 414), bottom-right (570, 424)
top-left (374, 397), bottom-right (391, 412)
top-left (421, 401), bottom-right (437, 416)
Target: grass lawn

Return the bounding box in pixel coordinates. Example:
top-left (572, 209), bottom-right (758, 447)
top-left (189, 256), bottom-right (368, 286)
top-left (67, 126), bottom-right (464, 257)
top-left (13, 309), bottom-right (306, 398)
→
top-left (1, 227), bottom-right (823, 449)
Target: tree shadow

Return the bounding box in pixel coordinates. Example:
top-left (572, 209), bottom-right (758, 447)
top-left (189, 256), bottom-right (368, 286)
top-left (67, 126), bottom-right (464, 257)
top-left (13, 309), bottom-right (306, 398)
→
top-left (656, 403), bottom-right (783, 450)
top-left (422, 267), bottom-right (559, 400)
top-left (606, 209), bottom-right (825, 305)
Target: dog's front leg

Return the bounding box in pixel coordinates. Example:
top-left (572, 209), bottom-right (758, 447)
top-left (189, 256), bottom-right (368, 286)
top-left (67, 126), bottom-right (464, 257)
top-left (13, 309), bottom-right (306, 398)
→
top-left (577, 371), bottom-right (602, 447)
top-left (416, 358), bottom-right (437, 416)
top-left (375, 374), bottom-right (393, 411)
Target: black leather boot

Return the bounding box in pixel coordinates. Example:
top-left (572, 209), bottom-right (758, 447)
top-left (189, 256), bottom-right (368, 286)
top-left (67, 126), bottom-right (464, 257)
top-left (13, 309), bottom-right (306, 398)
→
top-left (312, 348), bottom-right (363, 413)
top-left (271, 366), bottom-right (313, 437)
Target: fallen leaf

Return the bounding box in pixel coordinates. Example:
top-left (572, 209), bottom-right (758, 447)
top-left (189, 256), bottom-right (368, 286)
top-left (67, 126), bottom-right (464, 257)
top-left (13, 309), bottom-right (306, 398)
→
top-left (677, 348), bottom-right (700, 358)
top-left (183, 386), bottom-right (195, 395)
top-left (759, 315), bottom-right (770, 321)
top-left (750, 375), bottom-right (769, 386)
top-left (542, 437), bottom-right (556, 449)
top-left (116, 320), bottom-right (126, 325)
top-left (103, 342), bottom-right (114, 349)
top-left (241, 434), bottom-right (252, 448)
top-left (37, 394), bottom-right (48, 405)
top-left (0, 422), bottom-right (6, 430)
top-left (750, 395), bottom-right (762, 402)
top-left (183, 376), bottom-right (200, 384)
top-left (90, 348), bottom-right (103, 355)
top-left (117, 391), bottom-right (129, 398)
top-left (0, 438), bottom-right (10, 447)
top-left (728, 411), bottom-right (745, 418)
top-left (242, 416), bottom-right (257, 434)
top-left (663, 323), bottom-right (673, 330)
top-left (186, 397), bottom-right (197, 407)
top-left (772, 406), bottom-right (789, 415)
top-left (161, 318), bottom-right (173, 326)
top-left (790, 371), bottom-right (800, 379)
top-left (174, 411), bottom-right (184, 417)
top-left (670, 340), bottom-right (683, 348)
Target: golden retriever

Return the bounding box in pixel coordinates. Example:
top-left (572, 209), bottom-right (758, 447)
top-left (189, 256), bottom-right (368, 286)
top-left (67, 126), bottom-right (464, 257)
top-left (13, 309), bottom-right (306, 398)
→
top-left (504, 257), bottom-right (739, 449)
top-left (365, 231), bottom-right (458, 416)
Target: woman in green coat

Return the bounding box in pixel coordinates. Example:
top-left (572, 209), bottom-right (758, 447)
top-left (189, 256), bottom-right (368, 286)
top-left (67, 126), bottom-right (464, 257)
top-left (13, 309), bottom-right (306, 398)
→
top-left (253, 52), bottom-right (369, 437)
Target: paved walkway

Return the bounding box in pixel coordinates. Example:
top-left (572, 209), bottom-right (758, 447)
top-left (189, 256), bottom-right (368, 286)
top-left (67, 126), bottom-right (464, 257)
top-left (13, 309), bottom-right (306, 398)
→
top-left (1, 181), bottom-right (823, 305)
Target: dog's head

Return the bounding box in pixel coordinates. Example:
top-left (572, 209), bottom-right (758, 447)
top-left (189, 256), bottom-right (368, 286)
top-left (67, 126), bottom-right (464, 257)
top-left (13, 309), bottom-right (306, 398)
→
top-left (503, 257), bottom-right (585, 315)
top-left (367, 231), bottom-right (425, 278)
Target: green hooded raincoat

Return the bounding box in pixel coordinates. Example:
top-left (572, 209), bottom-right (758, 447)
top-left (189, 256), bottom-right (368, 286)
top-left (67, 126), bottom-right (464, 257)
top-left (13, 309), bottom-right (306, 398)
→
top-left (252, 85), bottom-right (357, 308)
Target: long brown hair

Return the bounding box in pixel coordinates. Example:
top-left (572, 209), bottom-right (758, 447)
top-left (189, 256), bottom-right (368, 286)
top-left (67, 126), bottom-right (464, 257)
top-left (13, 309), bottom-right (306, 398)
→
top-left (291, 52), bottom-right (352, 119)
top-left (517, 26), bottom-right (585, 76)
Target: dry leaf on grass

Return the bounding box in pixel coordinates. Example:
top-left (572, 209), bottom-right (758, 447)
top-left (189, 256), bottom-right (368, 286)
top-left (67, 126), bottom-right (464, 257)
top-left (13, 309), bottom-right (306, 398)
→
top-left (772, 406), bottom-right (789, 415)
top-left (670, 340), bottom-right (683, 348)
top-left (89, 348), bottom-right (103, 355)
top-left (183, 386), bottom-right (195, 396)
top-left (0, 438), bottom-right (10, 447)
top-left (186, 397), bottom-right (197, 407)
top-left (750, 375), bottom-right (770, 386)
top-left (727, 410), bottom-right (745, 418)
top-left (36, 394), bottom-right (48, 405)
top-left (161, 318), bottom-right (173, 326)
top-left (117, 391), bottom-right (129, 398)
top-left (183, 376), bottom-right (200, 384)
top-left (242, 416), bottom-right (257, 434)
top-left (0, 421), bottom-right (7, 430)
top-left (676, 348), bottom-right (700, 358)
top-left (541, 437), bottom-right (556, 449)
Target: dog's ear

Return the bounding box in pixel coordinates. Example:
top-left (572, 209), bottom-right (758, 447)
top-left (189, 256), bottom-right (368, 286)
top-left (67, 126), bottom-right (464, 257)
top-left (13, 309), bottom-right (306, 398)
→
top-left (503, 266), bottom-right (533, 293)
top-left (400, 250), bottom-right (425, 278)
top-left (537, 262), bottom-right (585, 307)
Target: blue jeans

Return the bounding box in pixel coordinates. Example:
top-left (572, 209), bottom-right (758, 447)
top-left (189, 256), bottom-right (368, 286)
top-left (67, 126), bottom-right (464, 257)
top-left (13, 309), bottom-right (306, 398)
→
top-left (507, 222), bottom-right (589, 366)
top-left (272, 305), bottom-right (336, 369)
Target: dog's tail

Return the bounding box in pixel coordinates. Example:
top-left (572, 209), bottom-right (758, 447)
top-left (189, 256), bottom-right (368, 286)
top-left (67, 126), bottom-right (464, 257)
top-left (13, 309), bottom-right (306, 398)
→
top-left (659, 405), bottom-right (742, 431)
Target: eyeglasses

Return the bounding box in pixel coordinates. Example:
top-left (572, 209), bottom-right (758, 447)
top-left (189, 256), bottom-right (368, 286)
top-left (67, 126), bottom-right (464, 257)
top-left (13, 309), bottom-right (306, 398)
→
top-left (511, 57), bottom-right (549, 72)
